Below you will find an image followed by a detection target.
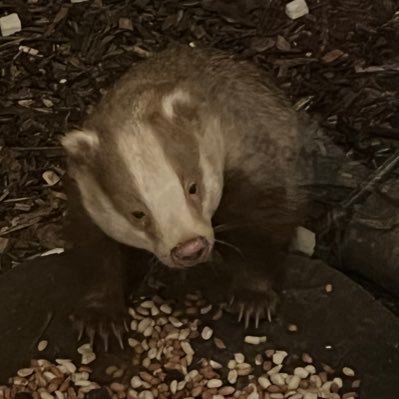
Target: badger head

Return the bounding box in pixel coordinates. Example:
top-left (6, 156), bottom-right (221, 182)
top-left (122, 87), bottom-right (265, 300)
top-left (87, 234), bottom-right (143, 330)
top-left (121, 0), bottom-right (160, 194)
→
top-left (61, 86), bottom-right (225, 269)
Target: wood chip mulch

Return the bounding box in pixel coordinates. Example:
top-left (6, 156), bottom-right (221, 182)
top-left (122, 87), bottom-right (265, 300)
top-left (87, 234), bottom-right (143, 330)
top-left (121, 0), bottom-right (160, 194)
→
top-left (1, 0), bottom-right (399, 277)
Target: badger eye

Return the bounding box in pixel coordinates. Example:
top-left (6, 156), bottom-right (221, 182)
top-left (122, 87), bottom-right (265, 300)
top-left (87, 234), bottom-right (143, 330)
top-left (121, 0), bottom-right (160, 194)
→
top-left (188, 183), bottom-right (197, 195)
top-left (132, 211), bottom-right (145, 220)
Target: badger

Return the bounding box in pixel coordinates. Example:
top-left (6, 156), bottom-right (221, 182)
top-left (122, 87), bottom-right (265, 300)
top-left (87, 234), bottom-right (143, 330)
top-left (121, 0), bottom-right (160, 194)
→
top-left (61, 45), bottom-right (313, 350)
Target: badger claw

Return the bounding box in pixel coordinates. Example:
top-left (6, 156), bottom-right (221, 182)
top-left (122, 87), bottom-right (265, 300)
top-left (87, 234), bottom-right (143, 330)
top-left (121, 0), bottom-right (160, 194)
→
top-left (255, 308), bottom-right (261, 329)
top-left (87, 326), bottom-right (95, 346)
top-left (227, 287), bottom-right (278, 329)
top-left (238, 302), bottom-right (245, 323)
top-left (69, 302), bottom-right (128, 352)
top-left (111, 322), bottom-right (125, 350)
top-left (244, 307), bottom-right (252, 329)
top-left (99, 324), bottom-right (109, 352)
top-left (76, 319), bottom-right (85, 341)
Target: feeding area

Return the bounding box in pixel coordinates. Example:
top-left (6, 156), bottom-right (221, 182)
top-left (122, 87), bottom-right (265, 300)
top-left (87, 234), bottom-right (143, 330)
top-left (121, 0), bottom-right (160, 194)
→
top-left (1, 1), bottom-right (399, 399)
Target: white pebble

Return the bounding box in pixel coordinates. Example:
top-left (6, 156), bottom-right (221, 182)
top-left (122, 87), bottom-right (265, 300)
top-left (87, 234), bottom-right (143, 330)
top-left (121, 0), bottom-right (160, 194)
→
top-left (54, 391), bottom-right (64, 399)
top-left (71, 0), bottom-right (89, 3)
top-left (321, 381), bottom-right (333, 391)
top-left (234, 353), bottom-right (245, 363)
top-left (258, 376), bottom-right (271, 389)
top-left (333, 377), bottom-right (343, 388)
top-left (305, 365), bottom-right (316, 374)
top-left (200, 304), bottom-right (212, 314)
top-left (140, 300), bottom-right (154, 308)
top-left (227, 369), bottom-right (238, 384)
top-left (150, 305), bottom-right (159, 316)
top-left (309, 375), bottom-right (322, 388)
top-left (74, 380), bottom-right (91, 387)
top-left (255, 354), bottom-right (263, 365)
top-left (0, 13), bottom-right (22, 37)
top-left (187, 370), bottom-right (199, 380)
top-left (247, 384), bottom-right (259, 399)
top-left (244, 335), bottom-right (267, 345)
top-left (160, 304), bottom-right (172, 314)
top-left (79, 384), bottom-right (98, 394)
top-left (165, 331), bottom-right (179, 340)
top-left (325, 283), bottom-right (333, 293)
top-left (71, 371), bottom-right (89, 382)
top-left (294, 367), bottom-right (309, 379)
top-left (270, 373), bottom-right (285, 386)
top-left (267, 365), bottom-right (283, 375)
top-left (227, 360), bottom-right (236, 369)
top-left (37, 340), bottom-right (48, 352)
top-left (201, 326), bottom-right (213, 340)
top-left (170, 380), bottom-right (178, 394)
top-left (142, 357), bottom-right (151, 369)
top-left (177, 380), bottom-right (186, 391)
top-left (285, 0), bottom-right (309, 20)
top-left (291, 226), bottom-right (315, 256)
top-left (77, 343), bottom-right (92, 354)
top-left (207, 379), bottom-right (223, 388)
top-left (179, 329), bottom-right (191, 340)
top-left (81, 352), bottom-right (96, 365)
top-left (138, 318), bottom-right (153, 333)
top-left (130, 376), bottom-right (143, 389)
top-left (17, 368), bottom-right (34, 377)
top-left (138, 391), bottom-right (153, 399)
top-left (141, 339), bottom-right (149, 351)
top-left (186, 353), bottom-right (193, 366)
top-left (342, 367), bottom-right (355, 377)
top-left (181, 341), bottom-right (194, 356)
top-left (130, 320), bottom-right (138, 331)
top-left (148, 347), bottom-right (157, 360)
top-left (169, 316), bottom-right (183, 328)
top-left (272, 350), bottom-right (288, 365)
top-left (287, 375), bottom-right (301, 390)
top-left (42, 170), bottom-right (60, 186)
top-left (40, 393), bottom-right (54, 399)
top-left (303, 393), bottom-right (317, 399)
top-left (213, 396), bottom-right (224, 399)
top-left (209, 360), bottom-right (223, 369)
top-left (143, 326), bottom-right (153, 337)
top-left (128, 338), bottom-right (140, 348)
top-left (288, 394), bottom-right (303, 399)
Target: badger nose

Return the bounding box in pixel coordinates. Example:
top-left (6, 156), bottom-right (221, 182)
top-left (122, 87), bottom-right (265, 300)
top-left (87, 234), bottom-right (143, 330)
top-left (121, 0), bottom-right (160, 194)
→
top-left (171, 236), bottom-right (209, 267)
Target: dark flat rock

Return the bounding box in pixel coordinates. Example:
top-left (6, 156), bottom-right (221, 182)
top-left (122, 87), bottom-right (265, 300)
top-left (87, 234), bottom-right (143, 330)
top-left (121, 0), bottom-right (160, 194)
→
top-left (0, 251), bottom-right (398, 399)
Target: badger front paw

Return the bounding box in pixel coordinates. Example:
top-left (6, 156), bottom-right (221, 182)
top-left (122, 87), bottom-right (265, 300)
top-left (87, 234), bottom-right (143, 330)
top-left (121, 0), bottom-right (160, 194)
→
top-left (226, 274), bottom-right (279, 329)
top-left (69, 296), bottom-right (129, 352)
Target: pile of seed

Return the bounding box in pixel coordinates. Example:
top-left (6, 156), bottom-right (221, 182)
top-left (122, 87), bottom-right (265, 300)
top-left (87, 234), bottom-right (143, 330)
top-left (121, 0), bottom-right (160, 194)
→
top-left (0, 358), bottom-right (99, 399)
top-left (0, 293), bottom-right (360, 399)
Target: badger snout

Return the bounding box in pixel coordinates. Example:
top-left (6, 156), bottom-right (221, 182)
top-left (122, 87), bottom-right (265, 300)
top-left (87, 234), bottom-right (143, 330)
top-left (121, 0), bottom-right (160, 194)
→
top-left (171, 236), bottom-right (211, 267)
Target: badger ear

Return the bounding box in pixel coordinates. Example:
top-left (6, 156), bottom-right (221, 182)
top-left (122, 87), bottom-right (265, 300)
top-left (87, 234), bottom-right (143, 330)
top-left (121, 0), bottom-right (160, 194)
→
top-left (60, 129), bottom-right (99, 162)
top-left (161, 88), bottom-right (199, 122)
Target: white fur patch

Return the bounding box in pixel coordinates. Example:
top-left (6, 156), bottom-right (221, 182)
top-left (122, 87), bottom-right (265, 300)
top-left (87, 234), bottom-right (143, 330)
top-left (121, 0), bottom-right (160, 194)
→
top-left (116, 121), bottom-right (214, 266)
top-left (161, 89), bottom-right (191, 119)
top-left (199, 117), bottom-right (225, 218)
top-left (61, 129), bottom-right (99, 156)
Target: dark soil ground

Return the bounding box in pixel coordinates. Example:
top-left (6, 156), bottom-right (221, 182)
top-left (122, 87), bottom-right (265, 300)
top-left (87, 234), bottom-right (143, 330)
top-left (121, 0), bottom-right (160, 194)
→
top-left (1, 1), bottom-right (399, 311)
top-left (1, 2), bottom-right (399, 398)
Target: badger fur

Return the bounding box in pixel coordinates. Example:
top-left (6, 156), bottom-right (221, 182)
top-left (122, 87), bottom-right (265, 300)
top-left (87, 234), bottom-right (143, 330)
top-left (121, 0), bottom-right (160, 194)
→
top-left (61, 45), bottom-right (313, 348)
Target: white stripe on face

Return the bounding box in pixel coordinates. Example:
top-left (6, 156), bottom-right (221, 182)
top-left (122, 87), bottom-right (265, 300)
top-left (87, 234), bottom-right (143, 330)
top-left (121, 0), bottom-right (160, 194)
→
top-left (161, 89), bottom-right (192, 119)
top-left (117, 122), bottom-right (214, 265)
top-left (198, 116), bottom-right (225, 219)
